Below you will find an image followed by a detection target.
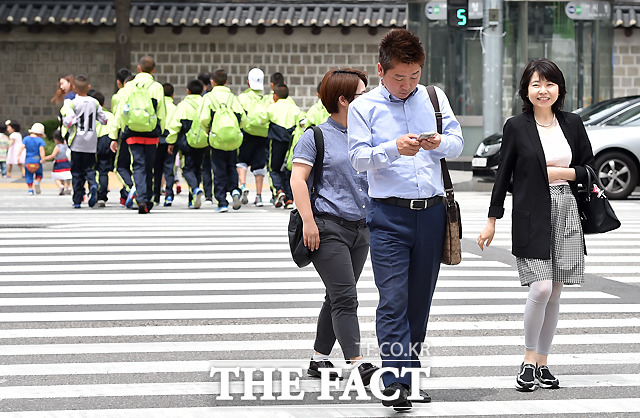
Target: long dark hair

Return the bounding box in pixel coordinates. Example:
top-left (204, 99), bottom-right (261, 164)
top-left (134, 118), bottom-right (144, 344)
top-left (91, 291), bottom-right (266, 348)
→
top-left (518, 58), bottom-right (566, 113)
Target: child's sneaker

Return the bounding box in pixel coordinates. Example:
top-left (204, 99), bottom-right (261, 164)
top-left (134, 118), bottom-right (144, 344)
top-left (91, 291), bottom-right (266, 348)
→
top-left (120, 197), bottom-right (126, 207)
top-left (59, 187), bottom-right (65, 196)
top-left (274, 190), bottom-right (285, 208)
top-left (34, 182), bottom-right (41, 194)
top-left (27, 189), bottom-right (34, 196)
top-left (515, 363), bottom-right (538, 392)
top-left (125, 186), bottom-right (137, 209)
top-left (193, 188), bottom-right (203, 209)
top-left (284, 199), bottom-right (294, 209)
top-left (240, 184), bottom-right (249, 205)
top-left (164, 196), bottom-right (173, 207)
top-left (254, 195), bottom-right (263, 207)
top-left (215, 205), bottom-right (229, 213)
top-left (88, 185), bottom-right (98, 208)
top-left (232, 189), bottom-right (242, 210)
top-left (175, 183), bottom-right (182, 194)
top-left (536, 365), bottom-right (560, 389)
top-left (96, 200), bottom-right (106, 207)
top-left (72, 203), bottom-right (81, 209)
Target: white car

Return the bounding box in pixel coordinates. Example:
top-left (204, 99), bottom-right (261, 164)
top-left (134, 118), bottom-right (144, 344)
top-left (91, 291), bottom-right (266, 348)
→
top-left (586, 101), bottom-right (640, 199)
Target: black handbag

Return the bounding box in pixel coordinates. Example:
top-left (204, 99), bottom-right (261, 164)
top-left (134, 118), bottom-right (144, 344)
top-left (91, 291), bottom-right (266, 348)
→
top-left (288, 126), bottom-right (323, 268)
top-left (577, 165), bottom-right (621, 234)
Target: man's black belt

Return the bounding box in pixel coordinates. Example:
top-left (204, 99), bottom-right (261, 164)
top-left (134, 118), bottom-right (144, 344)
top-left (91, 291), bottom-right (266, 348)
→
top-left (373, 195), bottom-right (444, 210)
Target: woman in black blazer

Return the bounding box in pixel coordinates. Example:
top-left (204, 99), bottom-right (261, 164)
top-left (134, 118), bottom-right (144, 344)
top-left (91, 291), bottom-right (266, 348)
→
top-left (478, 59), bottom-right (594, 392)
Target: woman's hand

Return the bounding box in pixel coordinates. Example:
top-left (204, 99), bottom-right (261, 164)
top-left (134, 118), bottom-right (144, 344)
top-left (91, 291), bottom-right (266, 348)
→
top-left (303, 220), bottom-right (320, 251)
top-left (478, 218), bottom-right (496, 251)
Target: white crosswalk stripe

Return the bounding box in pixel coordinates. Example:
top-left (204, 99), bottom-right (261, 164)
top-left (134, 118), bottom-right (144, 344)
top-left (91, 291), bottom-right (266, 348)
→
top-left (0, 190), bottom-right (639, 416)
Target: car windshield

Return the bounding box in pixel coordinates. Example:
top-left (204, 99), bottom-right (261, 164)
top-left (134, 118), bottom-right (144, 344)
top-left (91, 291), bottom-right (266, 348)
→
top-left (576, 96), bottom-right (640, 125)
top-left (604, 102), bottom-right (640, 127)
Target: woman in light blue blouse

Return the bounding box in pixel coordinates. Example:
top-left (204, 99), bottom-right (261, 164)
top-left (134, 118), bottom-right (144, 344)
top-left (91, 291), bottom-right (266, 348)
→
top-left (290, 68), bottom-right (379, 385)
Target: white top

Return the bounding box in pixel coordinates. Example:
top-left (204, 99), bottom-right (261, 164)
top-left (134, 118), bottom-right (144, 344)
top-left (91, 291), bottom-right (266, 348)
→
top-left (537, 123), bottom-right (572, 186)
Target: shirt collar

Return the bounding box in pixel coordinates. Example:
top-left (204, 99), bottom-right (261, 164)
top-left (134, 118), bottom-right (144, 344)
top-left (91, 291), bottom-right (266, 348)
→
top-left (379, 82), bottom-right (418, 103)
top-left (326, 116), bottom-right (346, 133)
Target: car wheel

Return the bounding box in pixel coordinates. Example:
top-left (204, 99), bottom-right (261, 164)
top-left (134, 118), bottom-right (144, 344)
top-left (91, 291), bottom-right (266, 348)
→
top-left (594, 152), bottom-right (638, 200)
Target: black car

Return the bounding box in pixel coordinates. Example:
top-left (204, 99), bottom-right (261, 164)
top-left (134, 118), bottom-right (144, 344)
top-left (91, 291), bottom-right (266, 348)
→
top-left (471, 95), bottom-right (640, 184)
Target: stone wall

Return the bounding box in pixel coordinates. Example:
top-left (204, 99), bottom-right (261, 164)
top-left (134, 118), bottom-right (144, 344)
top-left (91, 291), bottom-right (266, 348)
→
top-left (613, 28), bottom-right (640, 97)
top-left (0, 25), bottom-right (383, 130)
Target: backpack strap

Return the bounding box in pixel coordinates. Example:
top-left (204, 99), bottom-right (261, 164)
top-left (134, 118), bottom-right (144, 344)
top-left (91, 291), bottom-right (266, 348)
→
top-left (426, 85), bottom-right (455, 211)
top-left (308, 125), bottom-right (324, 196)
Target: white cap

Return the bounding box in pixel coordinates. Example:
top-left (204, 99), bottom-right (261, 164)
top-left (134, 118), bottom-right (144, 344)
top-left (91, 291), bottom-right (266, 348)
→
top-left (248, 68), bottom-right (264, 91)
top-left (28, 122), bottom-right (46, 136)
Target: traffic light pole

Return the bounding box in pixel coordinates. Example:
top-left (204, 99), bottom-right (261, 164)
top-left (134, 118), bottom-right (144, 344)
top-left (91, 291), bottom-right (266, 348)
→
top-left (482, 0), bottom-right (504, 138)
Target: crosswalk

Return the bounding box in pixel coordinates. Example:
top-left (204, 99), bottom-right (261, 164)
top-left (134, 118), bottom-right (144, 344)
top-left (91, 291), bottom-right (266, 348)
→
top-left (0, 190), bottom-right (639, 417)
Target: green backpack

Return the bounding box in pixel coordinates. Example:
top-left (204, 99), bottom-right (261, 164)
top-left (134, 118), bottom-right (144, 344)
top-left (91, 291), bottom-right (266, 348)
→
top-left (184, 99), bottom-right (208, 149)
top-left (242, 93), bottom-right (269, 137)
top-left (124, 80), bottom-right (157, 132)
top-left (208, 94), bottom-right (243, 151)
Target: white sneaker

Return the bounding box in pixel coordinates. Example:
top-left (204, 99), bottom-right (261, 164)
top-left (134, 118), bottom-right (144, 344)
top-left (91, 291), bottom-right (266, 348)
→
top-left (34, 182), bottom-right (41, 194)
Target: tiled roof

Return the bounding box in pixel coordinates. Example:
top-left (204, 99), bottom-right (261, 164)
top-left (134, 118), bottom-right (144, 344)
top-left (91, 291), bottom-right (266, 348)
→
top-left (0, 2), bottom-right (407, 28)
top-left (614, 6), bottom-right (640, 28)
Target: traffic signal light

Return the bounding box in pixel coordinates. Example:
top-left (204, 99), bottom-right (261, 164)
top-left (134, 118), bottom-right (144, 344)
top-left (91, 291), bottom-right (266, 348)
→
top-left (448, 0), bottom-right (469, 28)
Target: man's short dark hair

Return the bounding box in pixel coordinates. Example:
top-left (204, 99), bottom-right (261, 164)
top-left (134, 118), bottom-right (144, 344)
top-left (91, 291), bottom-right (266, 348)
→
top-left (378, 29), bottom-right (426, 73)
top-left (270, 72), bottom-right (285, 86)
top-left (274, 84), bottom-right (289, 100)
top-left (212, 68), bottom-right (227, 86)
top-left (519, 58), bottom-right (567, 114)
top-left (163, 82), bottom-right (174, 97)
top-left (88, 89), bottom-right (105, 106)
top-left (139, 56), bottom-right (156, 73)
top-left (116, 68), bottom-right (132, 83)
top-left (187, 79), bottom-right (204, 95)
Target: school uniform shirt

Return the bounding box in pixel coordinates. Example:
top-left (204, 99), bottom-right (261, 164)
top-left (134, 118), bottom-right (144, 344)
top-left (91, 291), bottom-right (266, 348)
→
top-left (199, 85), bottom-right (246, 135)
top-left (166, 94), bottom-right (207, 148)
top-left (347, 83), bottom-right (464, 199)
top-left (293, 118), bottom-right (369, 221)
top-left (238, 88), bottom-right (269, 138)
top-left (109, 72), bottom-right (167, 143)
top-left (267, 97), bottom-right (301, 143)
top-left (62, 95), bottom-right (108, 153)
top-left (303, 99), bottom-right (330, 128)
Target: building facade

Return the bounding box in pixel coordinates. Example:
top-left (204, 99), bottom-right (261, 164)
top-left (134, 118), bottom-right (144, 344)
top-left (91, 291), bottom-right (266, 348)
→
top-left (1, 0), bottom-right (638, 156)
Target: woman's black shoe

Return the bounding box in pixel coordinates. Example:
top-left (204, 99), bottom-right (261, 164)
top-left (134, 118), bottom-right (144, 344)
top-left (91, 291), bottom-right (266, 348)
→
top-left (307, 359), bottom-right (341, 380)
top-left (357, 362), bottom-right (379, 386)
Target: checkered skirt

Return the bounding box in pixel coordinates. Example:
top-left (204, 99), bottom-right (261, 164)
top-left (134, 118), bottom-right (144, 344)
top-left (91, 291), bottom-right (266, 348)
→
top-left (516, 184), bottom-right (585, 286)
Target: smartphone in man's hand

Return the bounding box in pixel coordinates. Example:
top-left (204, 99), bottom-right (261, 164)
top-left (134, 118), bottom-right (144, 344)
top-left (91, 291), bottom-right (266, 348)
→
top-left (418, 131), bottom-right (437, 142)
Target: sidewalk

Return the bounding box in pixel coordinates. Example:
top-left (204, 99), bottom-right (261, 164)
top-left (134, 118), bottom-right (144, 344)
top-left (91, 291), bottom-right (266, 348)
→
top-left (0, 161), bottom-right (493, 192)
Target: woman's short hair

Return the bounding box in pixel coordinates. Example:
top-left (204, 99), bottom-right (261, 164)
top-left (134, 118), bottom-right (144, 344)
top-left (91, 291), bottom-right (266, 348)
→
top-left (319, 68), bottom-right (368, 114)
top-left (519, 58), bottom-right (567, 113)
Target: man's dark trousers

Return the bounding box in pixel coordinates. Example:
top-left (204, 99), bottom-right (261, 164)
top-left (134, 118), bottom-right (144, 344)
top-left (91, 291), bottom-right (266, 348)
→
top-left (368, 199), bottom-right (445, 388)
top-left (128, 143), bottom-right (157, 206)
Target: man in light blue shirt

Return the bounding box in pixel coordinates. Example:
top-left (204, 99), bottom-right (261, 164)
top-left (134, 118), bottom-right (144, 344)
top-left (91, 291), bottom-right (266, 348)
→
top-left (348, 28), bottom-right (463, 411)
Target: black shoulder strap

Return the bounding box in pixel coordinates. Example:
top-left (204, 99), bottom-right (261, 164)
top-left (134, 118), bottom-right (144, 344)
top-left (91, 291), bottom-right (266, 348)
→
top-left (426, 85), bottom-right (454, 204)
top-left (309, 125), bottom-right (324, 195)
